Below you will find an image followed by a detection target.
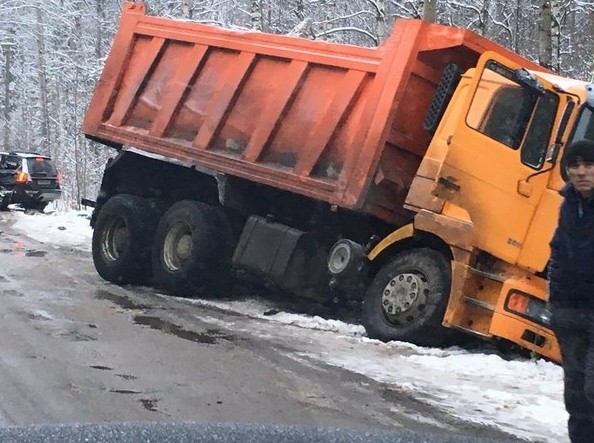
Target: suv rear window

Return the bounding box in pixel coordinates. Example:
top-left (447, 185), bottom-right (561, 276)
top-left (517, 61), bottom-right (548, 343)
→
top-left (27, 158), bottom-right (58, 177)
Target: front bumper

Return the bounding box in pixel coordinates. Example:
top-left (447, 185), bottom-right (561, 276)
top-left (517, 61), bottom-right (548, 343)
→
top-left (489, 310), bottom-right (560, 362)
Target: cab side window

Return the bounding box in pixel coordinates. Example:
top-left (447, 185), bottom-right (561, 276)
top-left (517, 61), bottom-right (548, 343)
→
top-left (480, 87), bottom-right (534, 148)
top-left (520, 92), bottom-right (558, 169)
top-left (465, 59), bottom-right (558, 170)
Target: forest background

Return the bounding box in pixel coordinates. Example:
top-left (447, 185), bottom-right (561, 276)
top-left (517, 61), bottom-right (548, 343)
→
top-left (0, 0), bottom-right (591, 208)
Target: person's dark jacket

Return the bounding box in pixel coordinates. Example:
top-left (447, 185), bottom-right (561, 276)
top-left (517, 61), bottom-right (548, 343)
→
top-left (549, 183), bottom-right (594, 308)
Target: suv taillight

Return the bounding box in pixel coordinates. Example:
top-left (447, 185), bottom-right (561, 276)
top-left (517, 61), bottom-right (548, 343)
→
top-left (15, 171), bottom-right (28, 183)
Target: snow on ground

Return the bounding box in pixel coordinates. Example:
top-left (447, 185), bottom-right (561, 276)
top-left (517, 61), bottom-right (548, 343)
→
top-left (9, 209), bottom-right (569, 442)
top-left (190, 296), bottom-right (567, 443)
top-left (8, 206), bottom-right (93, 251)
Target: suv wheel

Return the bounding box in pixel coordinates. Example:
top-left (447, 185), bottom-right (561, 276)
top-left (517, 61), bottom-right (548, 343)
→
top-left (0, 193), bottom-right (10, 211)
top-left (23, 202), bottom-right (48, 212)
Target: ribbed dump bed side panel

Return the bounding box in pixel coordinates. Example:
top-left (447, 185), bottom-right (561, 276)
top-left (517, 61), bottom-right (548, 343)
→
top-left (83, 3), bottom-right (385, 206)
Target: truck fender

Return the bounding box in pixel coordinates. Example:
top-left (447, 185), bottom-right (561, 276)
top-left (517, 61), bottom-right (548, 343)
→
top-left (367, 224), bottom-right (415, 261)
top-left (367, 210), bottom-right (473, 264)
top-left (413, 209), bottom-right (474, 257)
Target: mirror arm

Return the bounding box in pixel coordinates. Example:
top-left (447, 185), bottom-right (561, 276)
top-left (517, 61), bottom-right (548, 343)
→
top-left (525, 164), bottom-right (555, 183)
top-left (524, 142), bottom-right (562, 184)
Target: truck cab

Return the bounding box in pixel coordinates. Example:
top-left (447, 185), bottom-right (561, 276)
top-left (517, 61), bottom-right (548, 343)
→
top-left (387, 52), bottom-right (593, 361)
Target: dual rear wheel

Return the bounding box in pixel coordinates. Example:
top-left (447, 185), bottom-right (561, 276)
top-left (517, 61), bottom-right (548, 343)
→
top-left (92, 195), bottom-right (232, 296)
top-left (92, 194), bottom-right (162, 284)
top-left (152, 200), bottom-right (231, 297)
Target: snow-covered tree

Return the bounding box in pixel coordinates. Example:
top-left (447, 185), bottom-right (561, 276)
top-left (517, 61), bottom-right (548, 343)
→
top-left (0, 0), bottom-right (593, 208)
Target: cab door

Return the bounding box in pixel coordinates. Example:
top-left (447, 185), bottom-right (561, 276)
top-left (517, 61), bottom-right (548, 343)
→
top-left (437, 52), bottom-right (561, 264)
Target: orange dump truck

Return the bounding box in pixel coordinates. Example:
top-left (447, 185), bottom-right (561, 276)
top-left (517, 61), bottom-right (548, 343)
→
top-left (83, 2), bottom-right (594, 362)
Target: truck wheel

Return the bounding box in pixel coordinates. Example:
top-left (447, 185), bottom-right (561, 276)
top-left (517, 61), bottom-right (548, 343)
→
top-left (362, 248), bottom-right (450, 346)
top-left (92, 194), bottom-right (162, 285)
top-left (151, 200), bottom-right (226, 297)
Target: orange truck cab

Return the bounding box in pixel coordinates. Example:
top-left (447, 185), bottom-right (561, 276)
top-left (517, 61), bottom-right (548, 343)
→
top-left (393, 53), bottom-right (592, 362)
top-left (83, 2), bottom-right (594, 363)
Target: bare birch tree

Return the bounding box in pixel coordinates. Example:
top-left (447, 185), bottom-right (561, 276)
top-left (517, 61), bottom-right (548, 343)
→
top-left (539, 0), bottom-right (553, 69)
top-left (1, 42), bottom-right (15, 148)
top-left (421, 0), bottom-right (437, 22)
top-left (181, 0), bottom-right (194, 19)
top-left (549, 0), bottom-right (560, 71)
top-left (251, 0), bottom-right (262, 30)
top-left (34, 4), bottom-right (51, 158)
top-left (1, 0), bottom-right (594, 208)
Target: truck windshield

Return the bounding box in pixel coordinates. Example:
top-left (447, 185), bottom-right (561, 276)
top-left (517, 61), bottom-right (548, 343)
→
top-left (570, 105), bottom-right (594, 143)
top-left (466, 59), bottom-right (558, 170)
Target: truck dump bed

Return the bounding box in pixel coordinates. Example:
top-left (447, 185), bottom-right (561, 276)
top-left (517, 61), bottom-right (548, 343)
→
top-left (83, 2), bottom-right (543, 224)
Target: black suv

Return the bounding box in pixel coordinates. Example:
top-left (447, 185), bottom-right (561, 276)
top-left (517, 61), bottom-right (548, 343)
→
top-left (0, 152), bottom-right (62, 211)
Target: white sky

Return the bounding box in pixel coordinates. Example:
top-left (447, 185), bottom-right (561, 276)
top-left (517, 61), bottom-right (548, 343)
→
top-left (8, 208), bottom-right (568, 442)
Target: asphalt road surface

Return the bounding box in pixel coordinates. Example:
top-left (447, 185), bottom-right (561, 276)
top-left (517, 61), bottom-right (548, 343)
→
top-left (0, 211), bottom-right (524, 442)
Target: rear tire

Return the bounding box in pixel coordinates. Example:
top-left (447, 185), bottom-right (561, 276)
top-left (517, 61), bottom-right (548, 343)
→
top-left (0, 193), bottom-right (10, 211)
top-left (23, 202), bottom-right (48, 212)
top-left (362, 248), bottom-right (451, 347)
top-left (151, 200), bottom-right (228, 297)
top-left (92, 194), bottom-right (163, 285)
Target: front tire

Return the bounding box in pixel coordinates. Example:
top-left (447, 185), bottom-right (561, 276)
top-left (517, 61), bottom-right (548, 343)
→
top-left (362, 248), bottom-right (451, 347)
top-left (92, 194), bottom-right (163, 285)
top-left (151, 200), bottom-right (227, 297)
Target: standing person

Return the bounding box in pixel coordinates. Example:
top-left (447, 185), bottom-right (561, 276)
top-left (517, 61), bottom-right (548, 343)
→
top-left (549, 139), bottom-right (594, 443)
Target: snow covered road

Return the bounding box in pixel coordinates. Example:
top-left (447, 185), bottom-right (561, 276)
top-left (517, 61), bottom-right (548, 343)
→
top-left (2, 208), bottom-right (568, 442)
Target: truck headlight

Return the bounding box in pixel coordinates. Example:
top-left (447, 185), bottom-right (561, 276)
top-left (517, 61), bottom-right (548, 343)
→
top-left (505, 291), bottom-right (551, 327)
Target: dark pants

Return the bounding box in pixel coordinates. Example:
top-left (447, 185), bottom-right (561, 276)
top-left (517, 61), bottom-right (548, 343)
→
top-left (551, 306), bottom-right (594, 443)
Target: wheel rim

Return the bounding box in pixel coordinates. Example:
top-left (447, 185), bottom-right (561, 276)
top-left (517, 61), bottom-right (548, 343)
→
top-left (328, 243), bottom-right (352, 275)
top-left (101, 217), bottom-right (129, 262)
top-left (163, 221), bottom-right (193, 272)
top-left (381, 272), bottom-right (429, 326)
